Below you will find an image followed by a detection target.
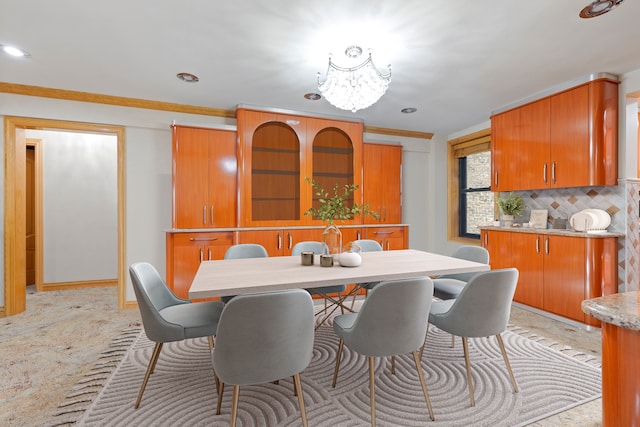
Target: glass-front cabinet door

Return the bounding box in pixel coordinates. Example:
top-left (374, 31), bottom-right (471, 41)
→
top-left (237, 108), bottom-right (363, 227)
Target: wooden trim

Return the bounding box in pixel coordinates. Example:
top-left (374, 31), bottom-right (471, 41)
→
top-left (0, 82), bottom-right (236, 118)
top-left (3, 116), bottom-right (126, 315)
top-left (0, 82), bottom-right (434, 139)
top-left (42, 279), bottom-right (118, 291)
top-left (364, 125), bottom-right (433, 139)
top-left (26, 138), bottom-right (44, 292)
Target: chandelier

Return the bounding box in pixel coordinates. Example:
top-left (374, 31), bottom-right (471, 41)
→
top-left (317, 46), bottom-right (391, 113)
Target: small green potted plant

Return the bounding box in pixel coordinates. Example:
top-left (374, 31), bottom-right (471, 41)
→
top-left (497, 192), bottom-right (526, 227)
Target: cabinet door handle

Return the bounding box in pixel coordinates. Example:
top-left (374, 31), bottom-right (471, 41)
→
top-left (543, 164), bottom-right (548, 184)
top-left (203, 205), bottom-right (207, 225)
top-left (383, 207), bottom-right (387, 222)
top-left (484, 233), bottom-right (488, 246)
top-left (357, 231), bottom-right (361, 240)
top-left (374, 231), bottom-right (394, 235)
top-left (545, 237), bottom-right (549, 254)
top-left (495, 171), bottom-right (499, 187)
top-left (551, 162), bottom-right (556, 184)
top-left (211, 205), bottom-right (214, 225)
top-left (535, 236), bottom-right (540, 253)
top-left (386, 241), bottom-right (390, 250)
top-left (189, 237), bottom-right (219, 242)
top-left (199, 248), bottom-right (204, 263)
top-left (208, 248), bottom-right (212, 260)
top-left (288, 232), bottom-right (292, 250)
top-left (277, 233), bottom-right (282, 250)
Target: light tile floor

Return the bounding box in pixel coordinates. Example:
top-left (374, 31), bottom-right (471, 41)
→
top-left (0, 287), bottom-right (602, 426)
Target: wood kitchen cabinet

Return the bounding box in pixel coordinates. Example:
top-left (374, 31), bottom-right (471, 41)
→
top-left (172, 125), bottom-right (237, 228)
top-left (365, 226), bottom-right (407, 250)
top-left (236, 228), bottom-right (324, 256)
top-left (236, 107), bottom-right (363, 227)
top-left (165, 231), bottom-right (234, 299)
top-left (363, 143), bottom-right (402, 224)
top-left (491, 77), bottom-right (618, 191)
top-left (481, 228), bottom-right (618, 326)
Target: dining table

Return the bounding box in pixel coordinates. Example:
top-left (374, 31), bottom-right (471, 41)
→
top-left (189, 249), bottom-right (490, 300)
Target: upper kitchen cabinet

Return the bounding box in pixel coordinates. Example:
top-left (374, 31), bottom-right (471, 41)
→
top-left (172, 125), bottom-right (237, 229)
top-left (363, 143), bottom-right (402, 224)
top-left (491, 77), bottom-right (618, 191)
top-left (236, 107), bottom-right (363, 227)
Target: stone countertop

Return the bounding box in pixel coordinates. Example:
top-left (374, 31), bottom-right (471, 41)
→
top-left (479, 225), bottom-right (624, 238)
top-left (582, 292), bottom-right (640, 331)
top-left (166, 224), bottom-right (410, 233)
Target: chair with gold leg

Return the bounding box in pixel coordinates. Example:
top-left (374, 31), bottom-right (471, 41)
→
top-left (213, 289), bottom-right (314, 427)
top-left (129, 262), bottom-right (224, 409)
top-left (428, 268), bottom-right (519, 407)
top-left (332, 277), bottom-right (436, 426)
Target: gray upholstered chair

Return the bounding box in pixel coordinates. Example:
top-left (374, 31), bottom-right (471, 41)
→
top-left (428, 268), bottom-right (519, 407)
top-left (351, 239), bottom-right (383, 303)
top-left (432, 245), bottom-right (489, 300)
top-left (221, 243), bottom-right (269, 303)
top-left (332, 277), bottom-right (435, 426)
top-left (129, 262), bottom-right (224, 409)
top-left (213, 289), bottom-right (314, 427)
top-left (292, 241), bottom-right (347, 317)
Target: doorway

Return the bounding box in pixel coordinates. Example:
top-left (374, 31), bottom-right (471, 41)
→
top-left (3, 116), bottom-right (126, 316)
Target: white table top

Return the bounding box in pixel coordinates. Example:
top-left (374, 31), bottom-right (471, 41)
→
top-left (189, 249), bottom-right (490, 299)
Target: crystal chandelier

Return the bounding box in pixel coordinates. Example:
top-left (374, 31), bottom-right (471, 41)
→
top-left (317, 46), bottom-right (391, 113)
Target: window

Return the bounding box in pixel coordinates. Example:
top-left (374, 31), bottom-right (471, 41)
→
top-left (458, 152), bottom-right (493, 237)
top-left (448, 128), bottom-right (495, 242)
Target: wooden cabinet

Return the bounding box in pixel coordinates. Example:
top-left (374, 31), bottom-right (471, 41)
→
top-left (237, 108), bottom-right (363, 227)
top-left (365, 226), bottom-right (407, 250)
top-left (363, 143), bottom-right (402, 224)
top-left (172, 125), bottom-right (237, 228)
top-left (236, 228), bottom-right (323, 256)
top-left (481, 228), bottom-right (618, 326)
top-left (165, 231), bottom-right (234, 299)
top-left (491, 78), bottom-right (618, 191)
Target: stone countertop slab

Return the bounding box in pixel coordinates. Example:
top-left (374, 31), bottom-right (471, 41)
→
top-left (582, 291), bottom-right (640, 331)
top-left (479, 225), bottom-right (624, 238)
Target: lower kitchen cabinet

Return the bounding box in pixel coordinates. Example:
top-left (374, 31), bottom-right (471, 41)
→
top-left (165, 231), bottom-right (233, 299)
top-left (481, 228), bottom-right (618, 326)
top-left (364, 226), bottom-right (407, 250)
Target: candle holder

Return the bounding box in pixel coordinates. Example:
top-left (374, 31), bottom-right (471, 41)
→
top-left (320, 254), bottom-right (334, 267)
top-left (300, 251), bottom-right (314, 266)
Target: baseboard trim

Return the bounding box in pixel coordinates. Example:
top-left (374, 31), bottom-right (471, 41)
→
top-left (512, 302), bottom-right (600, 331)
top-left (42, 279), bottom-right (117, 291)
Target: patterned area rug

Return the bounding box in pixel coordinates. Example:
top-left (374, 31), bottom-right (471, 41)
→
top-left (61, 310), bottom-right (601, 427)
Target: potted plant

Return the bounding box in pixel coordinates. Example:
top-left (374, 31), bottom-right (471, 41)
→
top-left (497, 192), bottom-right (526, 227)
top-left (304, 178), bottom-right (378, 254)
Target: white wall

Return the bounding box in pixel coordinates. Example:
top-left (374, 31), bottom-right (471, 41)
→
top-left (1, 94), bottom-right (432, 304)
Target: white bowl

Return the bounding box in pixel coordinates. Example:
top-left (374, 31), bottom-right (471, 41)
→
top-left (339, 252), bottom-right (361, 267)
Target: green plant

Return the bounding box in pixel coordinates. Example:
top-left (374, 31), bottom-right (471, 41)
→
top-left (497, 192), bottom-right (526, 217)
top-left (304, 178), bottom-right (379, 224)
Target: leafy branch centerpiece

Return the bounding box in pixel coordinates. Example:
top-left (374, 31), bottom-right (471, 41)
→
top-left (304, 178), bottom-right (379, 255)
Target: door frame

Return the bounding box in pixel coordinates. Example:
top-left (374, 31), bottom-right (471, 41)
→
top-left (4, 116), bottom-right (126, 316)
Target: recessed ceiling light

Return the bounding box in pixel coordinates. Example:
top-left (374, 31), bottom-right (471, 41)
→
top-left (401, 107), bottom-right (417, 114)
top-left (579, 0), bottom-right (624, 18)
top-left (1, 44), bottom-right (30, 57)
top-left (304, 93), bottom-right (321, 101)
top-left (177, 72), bottom-right (199, 83)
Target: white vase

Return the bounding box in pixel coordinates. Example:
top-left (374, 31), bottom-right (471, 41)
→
top-left (502, 214), bottom-right (515, 227)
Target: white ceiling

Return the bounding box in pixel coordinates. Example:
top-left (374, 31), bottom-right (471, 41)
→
top-left (2, 0), bottom-right (640, 136)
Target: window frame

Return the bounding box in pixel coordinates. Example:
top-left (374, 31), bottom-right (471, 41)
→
top-left (447, 128), bottom-right (495, 244)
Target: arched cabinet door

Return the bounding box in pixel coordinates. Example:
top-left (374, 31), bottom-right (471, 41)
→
top-left (237, 107), bottom-right (362, 227)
